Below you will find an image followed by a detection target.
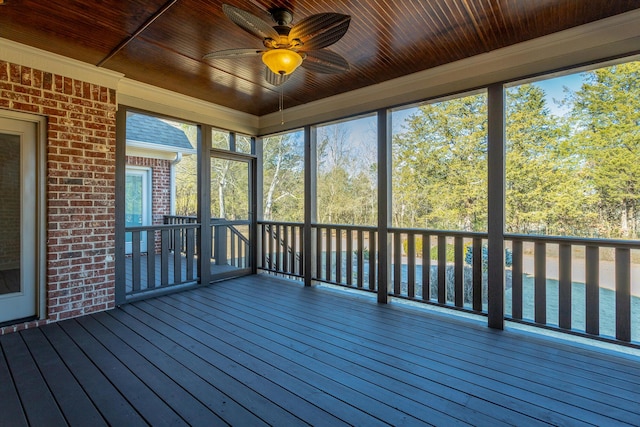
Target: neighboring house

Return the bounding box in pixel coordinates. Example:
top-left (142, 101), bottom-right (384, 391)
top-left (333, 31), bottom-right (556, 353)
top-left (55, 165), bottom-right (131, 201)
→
top-left (125, 113), bottom-right (195, 254)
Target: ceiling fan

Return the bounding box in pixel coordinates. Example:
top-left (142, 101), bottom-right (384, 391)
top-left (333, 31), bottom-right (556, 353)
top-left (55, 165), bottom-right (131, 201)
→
top-left (203, 4), bottom-right (351, 86)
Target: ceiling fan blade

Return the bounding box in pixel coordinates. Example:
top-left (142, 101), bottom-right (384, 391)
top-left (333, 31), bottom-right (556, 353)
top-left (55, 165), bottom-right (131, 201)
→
top-left (264, 68), bottom-right (290, 86)
top-left (203, 48), bottom-right (263, 59)
top-left (222, 4), bottom-right (279, 41)
top-left (289, 13), bottom-right (351, 51)
top-left (302, 50), bottom-right (350, 74)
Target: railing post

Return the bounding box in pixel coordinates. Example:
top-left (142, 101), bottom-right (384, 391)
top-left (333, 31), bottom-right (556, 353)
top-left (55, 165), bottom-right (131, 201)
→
top-left (487, 83), bottom-right (505, 329)
top-left (377, 108), bottom-right (391, 303)
top-left (304, 125), bottom-right (317, 286)
top-left (198, 125), bottom-right (212, 285)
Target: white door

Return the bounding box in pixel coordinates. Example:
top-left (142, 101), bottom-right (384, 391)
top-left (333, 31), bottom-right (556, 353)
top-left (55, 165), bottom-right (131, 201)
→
top-left (125, 168), bottom-right (151, 254)
top-left (0, 117), bottom-right (38, 324)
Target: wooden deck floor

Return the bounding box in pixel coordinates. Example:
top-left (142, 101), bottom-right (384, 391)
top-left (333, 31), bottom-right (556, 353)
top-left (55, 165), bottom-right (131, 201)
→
top-left (2, 274), bottom-right (639, 426)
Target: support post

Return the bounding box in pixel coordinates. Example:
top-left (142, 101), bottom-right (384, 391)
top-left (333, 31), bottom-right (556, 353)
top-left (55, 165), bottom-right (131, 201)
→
top-left (487, 83), bottom-right (505, 329)
top-left (114, 106), bottom-right (127, 305)
top-left (304, 125), bottom-right (317, 286)
top-left (255, 137), bottom-right (263, 272)
top-left (377, 109), bottom-right (392, 303)
top-left (198, 125), bottom-right (212, 285)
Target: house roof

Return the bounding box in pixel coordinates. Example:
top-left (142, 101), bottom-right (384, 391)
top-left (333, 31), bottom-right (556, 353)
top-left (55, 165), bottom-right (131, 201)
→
top-left (126, 113), bottom-right (194, 151)
top-left (1, 1), bottom-right (639, 116)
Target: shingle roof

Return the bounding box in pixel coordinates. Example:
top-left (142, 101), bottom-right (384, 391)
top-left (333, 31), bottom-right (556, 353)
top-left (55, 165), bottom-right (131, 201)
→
top-left (126, 114), bottom-right (193, 150)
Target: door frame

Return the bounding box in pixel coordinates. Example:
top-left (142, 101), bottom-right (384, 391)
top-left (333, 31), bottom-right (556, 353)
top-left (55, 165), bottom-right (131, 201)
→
top-left (208, 148), bottom-right (257, 282)
top-left (0, 110), bottom-right (46, 323)
top-left (124, 166), bottom-right (152, 254)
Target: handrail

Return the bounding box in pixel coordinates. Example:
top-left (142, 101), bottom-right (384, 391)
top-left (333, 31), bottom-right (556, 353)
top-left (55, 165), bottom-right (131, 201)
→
top-left (258, 219), bottom-right (639, 347)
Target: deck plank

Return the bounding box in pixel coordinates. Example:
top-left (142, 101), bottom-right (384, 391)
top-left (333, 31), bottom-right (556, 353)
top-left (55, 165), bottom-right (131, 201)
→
top-left (0, 332), bottom-right (67, 426)
top-left (133, 299), bottom-right (348, 426)
top-left (19, 328), bottom-right (107, 426)
top-left (39, 323), bottom-right (148, 427)
top-left (75, 315), bottom-right (227, 426)
top-left (94, 309), bottom-right (266, 426)
top-left (119, 303), bottom-right (310, 426)
top-left (177, 284), bottom-right (571, 425)
top-left (58, 319), bottom-right (187, 426)
top-left (144, 295), bottom-right (436, 426)
top-left (0, 337), bottom-right (28, 427)
top-left (1, 274), bottom-right (639, 426)
top-left (225, 277), bottom-right (640, 424)
top-left (161, 290), bottom-right (510, 426)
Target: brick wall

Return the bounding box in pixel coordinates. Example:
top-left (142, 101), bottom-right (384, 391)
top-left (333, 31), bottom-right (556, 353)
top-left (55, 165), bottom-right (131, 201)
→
top-left (0, 61), bottom-right (116, 334)
top-left (126, 155), bottom-right (172, 252)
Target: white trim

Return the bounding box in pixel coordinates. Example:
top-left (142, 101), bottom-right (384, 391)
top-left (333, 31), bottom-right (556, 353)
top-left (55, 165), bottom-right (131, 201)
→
top-left (118, 78), bottom-right (260, 135)
top-left (0, 38), bottom-right (123, 89)
top-left (126, 138), bottom-right (196, 158)
top-left (258, 9), bottom-right (640, 134)
top-left (0, 110), bottom-right (46, 321)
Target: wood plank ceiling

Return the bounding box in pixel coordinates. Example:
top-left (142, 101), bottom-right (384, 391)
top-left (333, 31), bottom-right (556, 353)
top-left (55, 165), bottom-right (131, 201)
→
top-left (1, 0), bottom-right (639, 116)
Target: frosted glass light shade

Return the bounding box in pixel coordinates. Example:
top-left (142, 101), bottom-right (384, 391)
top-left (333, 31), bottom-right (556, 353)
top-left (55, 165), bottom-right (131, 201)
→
top-left (262, 49), bottom-right (303, 75)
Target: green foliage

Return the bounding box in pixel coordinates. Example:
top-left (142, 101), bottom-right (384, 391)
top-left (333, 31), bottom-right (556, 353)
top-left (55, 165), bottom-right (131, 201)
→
top-left (401, 237), bottom-right (424, 256)
top-left (429, 243), bottom-right (456, 262)
top-left (565, 62), bottom-right (640, 238)
top-left (392, 93), bottom-right (488, 231)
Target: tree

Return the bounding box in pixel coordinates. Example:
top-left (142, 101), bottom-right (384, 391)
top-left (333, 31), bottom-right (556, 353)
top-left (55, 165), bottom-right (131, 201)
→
top-left (316, 119), bottom-right (377, 225)
top-left (392, 93), bottom-right (488, 231)
top-left (505, 84), bottom-right (593, 235)
top-left (262, 133), bottom-right (304, 221)
top-left (566, 62), bottom-right (640, 238)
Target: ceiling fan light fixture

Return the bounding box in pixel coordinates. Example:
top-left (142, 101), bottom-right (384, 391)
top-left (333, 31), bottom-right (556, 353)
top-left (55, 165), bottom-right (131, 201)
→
top-left (262, 49), bottom-right (303, 75)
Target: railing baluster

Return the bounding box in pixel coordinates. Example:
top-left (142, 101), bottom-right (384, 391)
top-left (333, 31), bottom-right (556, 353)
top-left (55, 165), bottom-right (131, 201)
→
top-left (585, 245), bottom-right (600, 335)
top-left (615, 248), bottom-right (631, 342)
top-left (394, 231), bottom-right (402, 295)
top-left (534, 241), bottom-right (546, 324)
top-left (438, 235), bottom-right (446, 304)
top-left (369, 230), bottom-right (376, 291)
top-left (422, 233), bottom-right (430, 301)
top-left (289, 226), bottom-right (296, 275)
top-left (558, 243), bottom-right (572, 330)
top-left (261, 224), bottom-right (267, 269)
top-left (161, 229), bottom-right (169, 286)
top-left (316, 226), bottom-right (322, 280)
top-left (357, 229), bottom-right (364, 288)
top-left (454, 236), bottom-right (463, 308)
top-left (297, 225), bottom-right (303, 276)
top-left (232, 232), bottom-right (237, 268)
top-left (407, 232), bottom-right (415, 299)
top-left (132, 230), bottom-right (141, 292)
top-left (473, 237), bottom-right (483, 312)
top-left (275, 224), bottom-right (281, 272)
top-left (346, 229), bottom-right (353, 286)
top-left (282, 225), bottom-right (289, 274)
top-left (511, 239), bottom-right (522, 319)
top-left (267, 224), bottom-right (274, 271)
top-left (336, 228), bottom-right (342, 284)
top-left (174, 228), bottom-right (182, 284)
top-left (147, 230), bottom-right (156, 289)
top-left (325, 227), bottom-right (332, 282)
top-left (186, 228), bottom-right (194, 280)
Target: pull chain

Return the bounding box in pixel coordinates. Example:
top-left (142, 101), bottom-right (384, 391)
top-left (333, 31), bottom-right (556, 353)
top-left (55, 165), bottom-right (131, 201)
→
top-left (279, 85), bottom-right (284, 125)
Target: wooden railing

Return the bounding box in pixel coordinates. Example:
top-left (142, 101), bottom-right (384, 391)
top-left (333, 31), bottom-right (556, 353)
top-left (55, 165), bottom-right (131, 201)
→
top-left (126, 222), bottom-right (199, 299)
top-left (212, 220), bottom-right (251, 269)
top-left (258, 220), bottom-right (639, 345)
top-left (259, 221), bottom-right (304, 277)
top-left (388, 228), bottom-right (487, 311)
top-left (313, 224), bottom-right (378, 292)
top-left (505, 234), bottom-right (640, 343)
